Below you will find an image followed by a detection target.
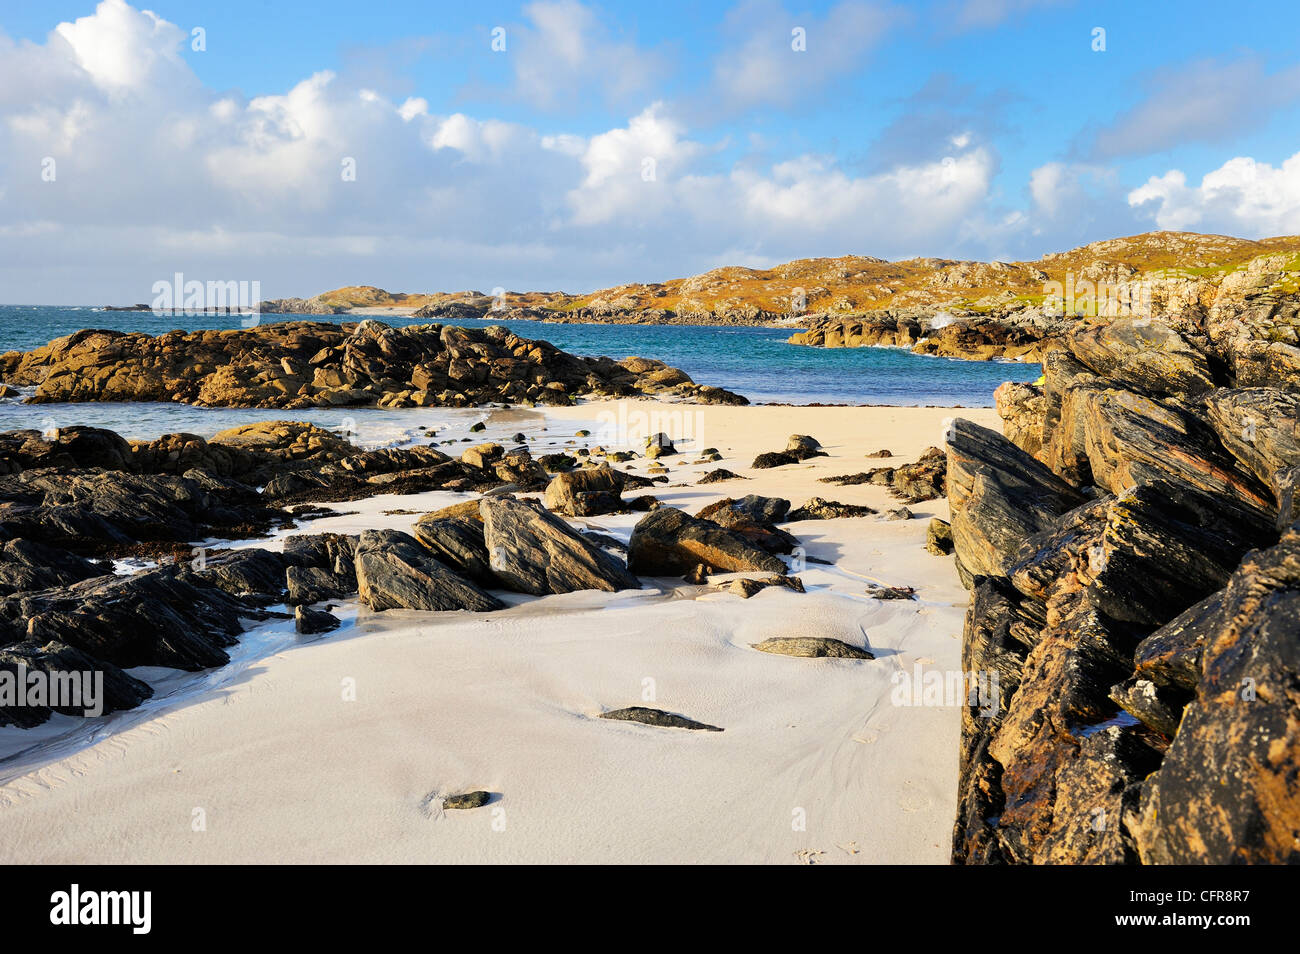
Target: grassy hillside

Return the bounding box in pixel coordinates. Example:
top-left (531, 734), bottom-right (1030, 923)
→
top-left (302, 231), bottom-right (1300, 319)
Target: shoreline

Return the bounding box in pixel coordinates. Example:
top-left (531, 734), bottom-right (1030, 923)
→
top-left (0, 399), bottom-right (996, 863)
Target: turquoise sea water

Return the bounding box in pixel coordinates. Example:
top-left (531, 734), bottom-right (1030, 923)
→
top-left (0, 305), bottom-right (1038, 436)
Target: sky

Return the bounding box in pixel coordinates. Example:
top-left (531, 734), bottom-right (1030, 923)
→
top-left (1, 0), bottom-right (1299, 303)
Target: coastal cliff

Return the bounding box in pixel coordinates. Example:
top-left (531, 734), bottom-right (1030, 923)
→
top-left (944, 269), bottom-right (1300, 862)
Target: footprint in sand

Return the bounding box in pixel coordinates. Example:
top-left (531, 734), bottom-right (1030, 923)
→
top-left (853, 722), bottom-right (888, 744)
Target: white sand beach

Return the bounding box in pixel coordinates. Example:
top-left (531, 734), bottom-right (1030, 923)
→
top-left (0, 401), bottom-right (998, 864)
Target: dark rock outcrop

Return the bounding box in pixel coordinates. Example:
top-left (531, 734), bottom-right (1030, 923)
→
top-left (1, 563), bottom-right (277, 671)
top-left (354, 529), bottom-right (504, 612)
top-left (951, 294), bottom-right (1300, 866)
top-left (627, 506), bottom-right (788, 577)
top-left (0, 640), bottom-right (154, 728)
top-left (479, 497), bottom-right (640, 595)
top-left (1130, 527), bottom-right (1300, 863)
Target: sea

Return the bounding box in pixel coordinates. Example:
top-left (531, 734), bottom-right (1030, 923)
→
top-left (0, 305), bottom-right (1038, 440)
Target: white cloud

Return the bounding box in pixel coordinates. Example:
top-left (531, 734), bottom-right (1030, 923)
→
top-left (53, 0), bottom-right (190, 92)
top-left (2, 0), bottom-right (1211, 304)
top-left (398, 97), bottom-right (428, 122)
top-left (564, 104), bottom-right (705, 225)
top-left (1128, 153), bottom-right (1300, 235)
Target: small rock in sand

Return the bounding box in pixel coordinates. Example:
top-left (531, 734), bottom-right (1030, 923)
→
top-left (698, 468), bottom-right (746, 484)
top-left (787, 497), bottom-right (876, 520)
top-left (752, 637), bottom-right (874, 659)
top-left (726, 575), bottom-right (806, 598)
top-left (752, 450), bottom-right (799, 469)
top-left (295, 604), bottom-right (341, 635)
top-left (925, 517), bottom-right (954, 555)
top-left (599, 706), bottom-right (723, 732)
top-left (444, 791), bottom-right (492, 810)
top-left (683, 563), bottom-right (711, 584)
top-left (787, 434), bottom-right (821, 453)
top-left (866, 584), bottom-right (917, 600)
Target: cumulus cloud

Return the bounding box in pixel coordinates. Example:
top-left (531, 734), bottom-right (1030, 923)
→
top-left (53, 0), bottom-right (191, 92)
top-left (0, 0), bottom-right (1026, 302)
top-left (1128, 152), bottom-right (1300, 235)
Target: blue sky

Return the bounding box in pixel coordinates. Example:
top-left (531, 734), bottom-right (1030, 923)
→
top-left (1, 0), bottom-right (1299, 301)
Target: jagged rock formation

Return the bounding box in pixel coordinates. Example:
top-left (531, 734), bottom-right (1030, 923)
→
top-left (0, 320), bottom-right (746, 409)
top-left (948, 304), bottom-right (1300, 864)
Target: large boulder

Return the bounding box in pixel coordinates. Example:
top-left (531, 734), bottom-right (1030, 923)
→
top-left (543, 465), bottom-right (626, 516)
top-left (1065, 318), bottom-right (1214, 397)
top-left (354, 529), bottom-right (504, 612)
top-left (1204, 387), bottom-right (1300, 506)
top-left (695, 495), bottom-right (796, 554)
top-left (412, 515), bottom-right (495, 586)
top-left (479, 497), bottom-right (640, 595)
top-left (1070, 388), bottom-right (1274, 514)
top-left (946, 419), bottom-right (1086, 580)
top-left (627, 506), bottom-right (788, 577)
top-left (0, 640), bottom-right (154, 728)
